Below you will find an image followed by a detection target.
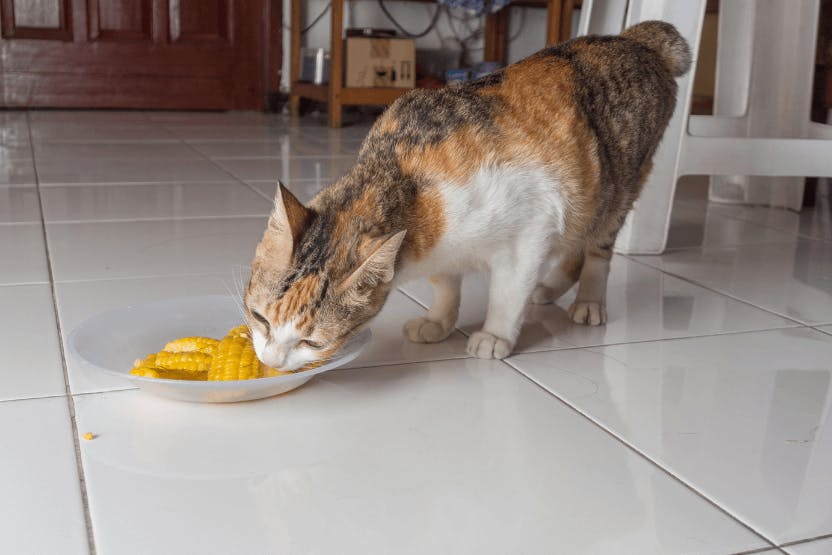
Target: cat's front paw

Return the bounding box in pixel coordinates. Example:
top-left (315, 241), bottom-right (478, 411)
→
top-left (569, 301), bottom-right (607, 326)
top-left (467, 331), bottom-right (513, 359)
top-left (404, 317), bottom-right (454, 343)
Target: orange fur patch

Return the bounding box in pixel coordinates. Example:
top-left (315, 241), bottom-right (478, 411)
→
top-left (397, 126), bottom-right (488, 185)
top-left (268, 274), bottom-right (321, 330)
top-left (407, 188), bottom-right (446, 260)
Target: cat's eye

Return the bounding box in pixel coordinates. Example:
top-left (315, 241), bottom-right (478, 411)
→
top-left (250, 310), bottom-right (270, 330)
top-left (300, 339), bottom-right (323, 350)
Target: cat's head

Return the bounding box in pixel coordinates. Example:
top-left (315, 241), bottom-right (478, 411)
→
top-left (245, 183), bottom-right (405, 371)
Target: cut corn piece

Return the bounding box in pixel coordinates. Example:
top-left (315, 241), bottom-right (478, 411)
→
top-left (226, 325), bottom-right (250, 339)
top-left (208, 332), bottom-right (262, 381)
top-left (162, 336), bottom-right (219, 355)
top-left (155, 350), bottom-right (212, 372)
top-left (261, 364), bottom-right (291, 377)
top-left (130, 366), bottom-right (209, 381)
top-left (130, 325), bottom-right (298, 382)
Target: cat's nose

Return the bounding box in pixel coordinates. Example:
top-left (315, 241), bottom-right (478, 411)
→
top-left (262, 345), bottom-right (288, 369)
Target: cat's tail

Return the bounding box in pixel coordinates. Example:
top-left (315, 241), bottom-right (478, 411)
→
top-left (621, 20), bottom-right (691, 77)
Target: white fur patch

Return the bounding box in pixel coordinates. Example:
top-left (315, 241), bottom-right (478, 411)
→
top-left (395, 164), bottom-right (567, 283)
top-left (254, 319), bottom-right (318, 372)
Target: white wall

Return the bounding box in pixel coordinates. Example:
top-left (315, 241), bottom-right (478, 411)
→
top-left (281, 1), bottom-right (574, 91)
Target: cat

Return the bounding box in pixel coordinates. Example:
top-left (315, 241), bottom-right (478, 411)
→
top-left (245, 21), bottom-right (691, 370)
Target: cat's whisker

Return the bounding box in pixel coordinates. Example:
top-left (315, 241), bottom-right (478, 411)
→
top-left (222, 278), bottom-right (246, 321)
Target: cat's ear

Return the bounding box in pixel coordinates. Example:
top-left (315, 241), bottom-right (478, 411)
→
top-left (268, 182), bottom-right (310, 244)
top-left (338, 230), bottom-right (406, 295)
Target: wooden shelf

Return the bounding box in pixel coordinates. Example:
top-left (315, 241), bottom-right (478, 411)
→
top-left (289, 0), bottom-right (579, 127)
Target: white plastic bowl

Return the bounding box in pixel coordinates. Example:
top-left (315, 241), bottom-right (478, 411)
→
top-left (66, 295), bottom-right (370, 403)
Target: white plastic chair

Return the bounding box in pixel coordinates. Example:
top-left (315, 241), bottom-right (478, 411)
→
top-left (578, 0), bottom-right (832, 254)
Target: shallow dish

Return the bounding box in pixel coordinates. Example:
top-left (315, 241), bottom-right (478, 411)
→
top-left (67, 295), bottom-right (370, 403)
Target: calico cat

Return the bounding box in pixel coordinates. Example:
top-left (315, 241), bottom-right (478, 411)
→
top-left (245, 21), bottom-right (691, 370)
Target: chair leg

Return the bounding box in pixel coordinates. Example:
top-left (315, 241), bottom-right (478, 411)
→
top-left (709, 0), bottom-right (819, 211)
top-left (614, 0), bottom-right (708, 254)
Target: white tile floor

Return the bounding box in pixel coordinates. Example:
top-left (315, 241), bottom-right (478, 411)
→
top-left (1, 110), bottom-right (831, 555)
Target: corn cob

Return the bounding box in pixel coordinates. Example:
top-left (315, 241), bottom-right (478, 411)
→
top-left (130, 325), bottom-right (293, 382)
top-left (208, 332), bottom-right (262, 381)
top-left (162, 336), bottom-right (219, 356)
top-left (130, 366), bottom-right (209, 381)
top-left (226, 325), bottom-right (250, 339)
top-left (154, 350), bottom-right (212, 372)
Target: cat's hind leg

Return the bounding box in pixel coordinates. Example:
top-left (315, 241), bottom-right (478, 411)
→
top-left (531, 248), bottom-right (585, 304)
top-left (569, 242), bottom-right (613, 325)
top-left (404, 273), bottom-right (461, 343)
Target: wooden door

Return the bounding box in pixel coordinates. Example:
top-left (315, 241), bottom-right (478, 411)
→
top-left (0, 0), bottom-right (282, 109)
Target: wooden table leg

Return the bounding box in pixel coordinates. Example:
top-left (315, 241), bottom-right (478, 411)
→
top-left (484, 7), bottom-right (509, 64)
top-left (546, 0), bottom-right (575, 46)
top-left (289, 0), bottom-right (302, 115)
top-left (328, 0), bottom-right (344, 128)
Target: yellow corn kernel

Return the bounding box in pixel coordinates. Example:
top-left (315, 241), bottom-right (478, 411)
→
top-left (163, 336), bottom-right (220, 356)
top-left (130, 366), bottom-right (209, 381)
top-left (208, 333), bottom-right (262, 381)
top-left (226, 325), bottom-right (250, 339)
top-left (261, 364), bottom-right (291, 377)
top-left (154, 350), bottom-right (212, 372)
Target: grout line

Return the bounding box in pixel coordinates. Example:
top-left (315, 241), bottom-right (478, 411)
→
top-left (777, 533), bottom-right (832, 551)
top-left (502, 324), bottom-right (810, 357)
top-left (43, 213), bottom-right (270, 226)
top-left (178, 138), bottom-right (293, 205)
top-left (498, 357), bottom-right (785, 553)
top-left (25, 112), bottom-right (97, 555)
top-left (37, 179), bottom-right (237, 188)
top-left (0, 280), bottom-right (51, 288)
top-left (0, 392), bottom-right (72, 405)
top-left (622, 254), bottom-right (810, 327)
top-left (397, 284), bottom-right (804, 350)
top-left (51, 269), bottom-right (243, 285)
top-left (811, 325), bottom-right (832, 337)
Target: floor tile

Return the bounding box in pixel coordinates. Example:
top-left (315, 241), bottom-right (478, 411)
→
top-left (0, 186), bottom-right (40, 223)
top-left (47, 217), bottom-right (267, 282)
top-left (0, 284), bottom-right (66, 401)
top-left (41, 182), bottom-right (270, 222)
top-left (0, 396), bottom-right (89, 555)
top-left (0, 223), bottom-right (50, 285)
top-left (783, 537), bottom-right (832, 555)
top-left (190, 137), bottom-right (359, 158)
top-left (635, 240), bottom-right (832, 325)
top-left (248, 179), bottom-right (328, 204)
top-left (709, 200), bottom-right (832, 244)
top-left (29, 121), bottom-right (175, 142)
top-left (400, 256), bottom-right (796, 353)
top-left (36, 156), bottom-right (231, 185)
top-left (509, 328), bottom-right (832, 545)
top-left (28, 110), bottom-right (150, 124)
top-left (216, 156), bottom-right (355, 182)
top-left (145, 111), bottom-right (268, 124)
top-left (55, 274), bottom-right (234, 394)
top-left (33, 141), bottom-right (201, 160)
top-left (164, 124), bottom-right (291, 141)
top-left (0, 157), bottom-right (36, 186)
top-left (667, 201), bottom-right (798, 250)
top-left (74, 360), bottom-right (767, 555)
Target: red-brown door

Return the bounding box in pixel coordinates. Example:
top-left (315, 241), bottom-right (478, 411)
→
top-left (0, 0), bottom-right (281, 109)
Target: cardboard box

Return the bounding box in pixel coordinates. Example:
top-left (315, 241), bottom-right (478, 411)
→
top-left (345, 37), bottom-right (415, 88)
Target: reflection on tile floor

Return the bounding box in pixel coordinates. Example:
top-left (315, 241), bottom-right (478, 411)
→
top-left (1, 110), bottom-right (830, 554)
